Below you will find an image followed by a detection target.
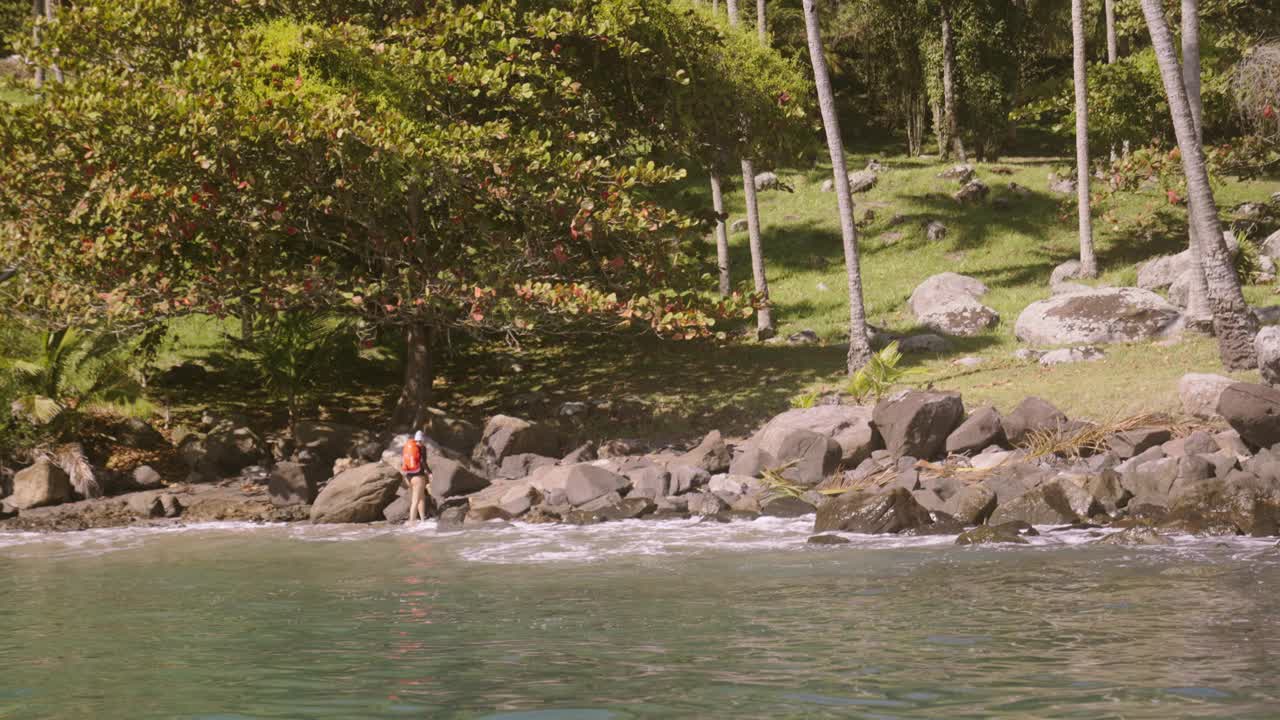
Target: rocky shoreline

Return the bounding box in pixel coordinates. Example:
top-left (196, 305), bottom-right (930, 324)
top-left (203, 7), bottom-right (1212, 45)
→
top-left (7, 371), bottom-right (1280, 547)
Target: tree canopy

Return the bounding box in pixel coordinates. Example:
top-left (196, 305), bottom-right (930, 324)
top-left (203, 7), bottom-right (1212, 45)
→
top-left (0, 0), bottom-right (814, 346)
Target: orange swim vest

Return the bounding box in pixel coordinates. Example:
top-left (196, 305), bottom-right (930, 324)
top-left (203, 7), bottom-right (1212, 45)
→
top-left (402, 439), bottom-right (423, 473)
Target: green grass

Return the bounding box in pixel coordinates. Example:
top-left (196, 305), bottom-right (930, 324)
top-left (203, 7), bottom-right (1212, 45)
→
top-left (144, 151), bottom-right (1280, 442)
top-left (0, 87), bottom-right (33, 105)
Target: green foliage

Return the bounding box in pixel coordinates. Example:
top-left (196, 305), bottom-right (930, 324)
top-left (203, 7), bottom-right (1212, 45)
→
top-left (0, 325), bottom-right (144, 428)
top-left (844, 341), bottom-right (906, 404)
top-left (0, 0), bottom-right (817, 349)
top-left (231, 311), bottom-right (352, 427)
top-left (789, 388), bottom-right (820, 409)
top-left (0, 0), bottom-right (25, 57)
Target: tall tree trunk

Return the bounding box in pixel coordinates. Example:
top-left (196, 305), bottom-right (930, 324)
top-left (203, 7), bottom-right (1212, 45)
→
top-left (727, 0), bottom-right (775, 338)
top-left (801, 0), bottom-right (872, 372)
top-left (31, 0), bottom-right (43, 89)
top-left (391, 323), bottom-right (437, 431)
top-left (740, 157), bottom-right (775, 338)
top-left (712, 0), bottom-right (719, 16)
top-left (45, 0), bottom-right (61, 83)
top-left (1105, 0), bottom-right (1118, 63)
top-left (940, 2), bottom-right (965, 162)
top-left (756, 0), bottom-right (766, 42)
top-left (710, 167), bottom-right (731, 297)
top-left (1181, 0), bottom-right (1213, 330)
top-left (1072, 0), bottom-right (1098, 277)
top-left (1140, 0), bottom-right (1257, 370)
top-left (1106, 0), bottom-right (1118, 162)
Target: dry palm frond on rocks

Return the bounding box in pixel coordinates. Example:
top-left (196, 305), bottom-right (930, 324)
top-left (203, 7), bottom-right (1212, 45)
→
top-left (1018, 412), bottom-right (1197, 461)
top-left (33, 443), bottom-right (102, 499)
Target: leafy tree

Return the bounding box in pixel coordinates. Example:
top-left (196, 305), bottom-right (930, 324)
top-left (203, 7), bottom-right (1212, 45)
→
top-left (0, 0), bottom-right (809, 428)
top-left (231, 311), bottom-right (352, 432)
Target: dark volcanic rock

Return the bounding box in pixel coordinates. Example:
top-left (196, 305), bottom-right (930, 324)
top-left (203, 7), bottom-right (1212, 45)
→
top-left (955, 523), bottom-right (1034, 545)
top-left (988, 477), bottom-right (1099, 526)
top-left (813, 488), bottom-right (933, 534)
top-left (472, 415), bottom-right (561, 471)
top-left (1093, 527), bottom-right (1173, 546)
top-left (671, 431), bottom-right (731, 474)
top-left (941, 483), bottom-right (998, 525)
top-left (1002, 397), bottom-right (1068, 446)
top-left (760, 495), bottom-right (815, 518)
top-left (872, 390), bottom-right (965, 460)
top-left (807, 534), bottom-right (850, 545)
top-left (268, 461), bottom-right (321, 506)
top-left (1109, 428), bottom-right (1172, 459)
top-left (428, 455), bottom-right (490, 502)
top-left (946, 406), bottom-right (1006, 455)
top-left (1217, 383), bottom-right (1280, 449)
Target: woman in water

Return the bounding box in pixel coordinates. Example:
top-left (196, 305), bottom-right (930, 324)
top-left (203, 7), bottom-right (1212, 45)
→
top-left (401, 431), bottom-right (430, 523)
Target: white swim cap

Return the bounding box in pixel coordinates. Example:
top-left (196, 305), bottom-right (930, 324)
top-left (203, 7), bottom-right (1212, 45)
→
top-left (414, 430), bottom-right (426, 443)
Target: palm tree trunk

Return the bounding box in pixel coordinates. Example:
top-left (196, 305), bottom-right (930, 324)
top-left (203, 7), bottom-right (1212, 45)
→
top-left (757, 0), bottom-right (766, 42)
top-left (1140, 0), bottom-right (1257, 370)
top-left (710, 167), bottom-right (731, 297)
top-left (31, 0), bottom-right (44, 89)
top-left (1181, 0), bottom-right (1213, 330)
top-left (801, 0), bottom-right (872, 372)
top-left (940, 2), bottom-right (964, 162)
top-left (727, 0), bottom-right (775, 338)
top-left (1106, 0), bottom-right (1118, 162)
top-left (1072, 0), bottom-right (1097, 277)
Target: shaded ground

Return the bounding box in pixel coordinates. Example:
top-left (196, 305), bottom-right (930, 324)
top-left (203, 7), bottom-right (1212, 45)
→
top-left (151, 152), bottom-right (1280, 443)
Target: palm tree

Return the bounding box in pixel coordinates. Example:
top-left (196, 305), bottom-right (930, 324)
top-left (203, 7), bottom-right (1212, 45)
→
top-left (4, 327), bottom-right (140, 425)
top-left (757, 0), bottom-right (767, 42)
top-left (1072, 0), bottom-right (1097, 277)
top-left (727, 0), bottom-right (775, 338)
top-left (1140, 0), bottom-right (1257, 370)
top-left (710, 166), bottom-right (731, 296)
top-left (1180, 0), bottom-right (1213, 330)
top-left (801, 0), bottom-right (873, 372)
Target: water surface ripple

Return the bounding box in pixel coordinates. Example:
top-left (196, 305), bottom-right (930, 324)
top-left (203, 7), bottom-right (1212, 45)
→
top-left (1, 519), bottom-right (1277, 719)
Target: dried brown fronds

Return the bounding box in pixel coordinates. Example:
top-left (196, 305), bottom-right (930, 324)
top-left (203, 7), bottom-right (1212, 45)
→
top-left (1019, 411), bottom-right (1180, 462)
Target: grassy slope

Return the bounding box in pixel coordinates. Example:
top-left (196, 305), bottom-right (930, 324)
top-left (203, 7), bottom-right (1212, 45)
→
top-left (426, 152), bottom-right (1280, 440)
top-left (155, 152), bottom-right (1280, 442)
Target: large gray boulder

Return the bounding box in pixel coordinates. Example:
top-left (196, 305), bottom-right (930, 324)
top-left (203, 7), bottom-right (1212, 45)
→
top-left (988, 476), bottom-right (1099, 526)
top-left (10, 460), bottom-right (74, 509)
top-left (467, 481), bottom-right (539, 521)
top-left (472, 415), bottom-right (561, 471)
top-left (1256, 326), bottom-right (1280, 386)
top-left (292, 421), bottom-right (368, 467)
top-left (530, 464), bottom-right (630, 507)
top-left (1218, 383), bottom-right (1280, 449)
top-left (754, 405), bottom-right (879, 467)
top-left (1015, 287), bottom-right (1184, 346)
top-left (268, 461), bottom-right (322, 506)
top-left (872, 390), bottom-right (965, 460)
top-left (908, 273), bottom-right (1000, 337)
top-left (813, 488), bottom-right (933, 534)
top-left (1179, 373), bottom-right (1236, 419)
top-left (428, 455), bottom-right (490, 502)
top-left (1137, 250), bottom-right (1191, 290)
top-left (180, 426), bottom-right (268, 480)
top-left (945, 406), bottom-right (1006, 455)
top-left (847, 169), bottom-right (878, 193)
top-left (310, 463), bottom-right (402, 523)
top-left (730, 426), bottom-right (841, 486)
top-left (1002, 397), bottom-right (1068, 446)
top-left (1263, 229), bottom-right (1280, 260)
top-left (670, 430), bottom-right (730, 474)
top-left (941, 483), bottom-right (998, 525)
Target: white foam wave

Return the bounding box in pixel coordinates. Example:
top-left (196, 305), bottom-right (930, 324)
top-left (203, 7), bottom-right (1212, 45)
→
top-left (2, 516), bottom-right (1276, 564)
